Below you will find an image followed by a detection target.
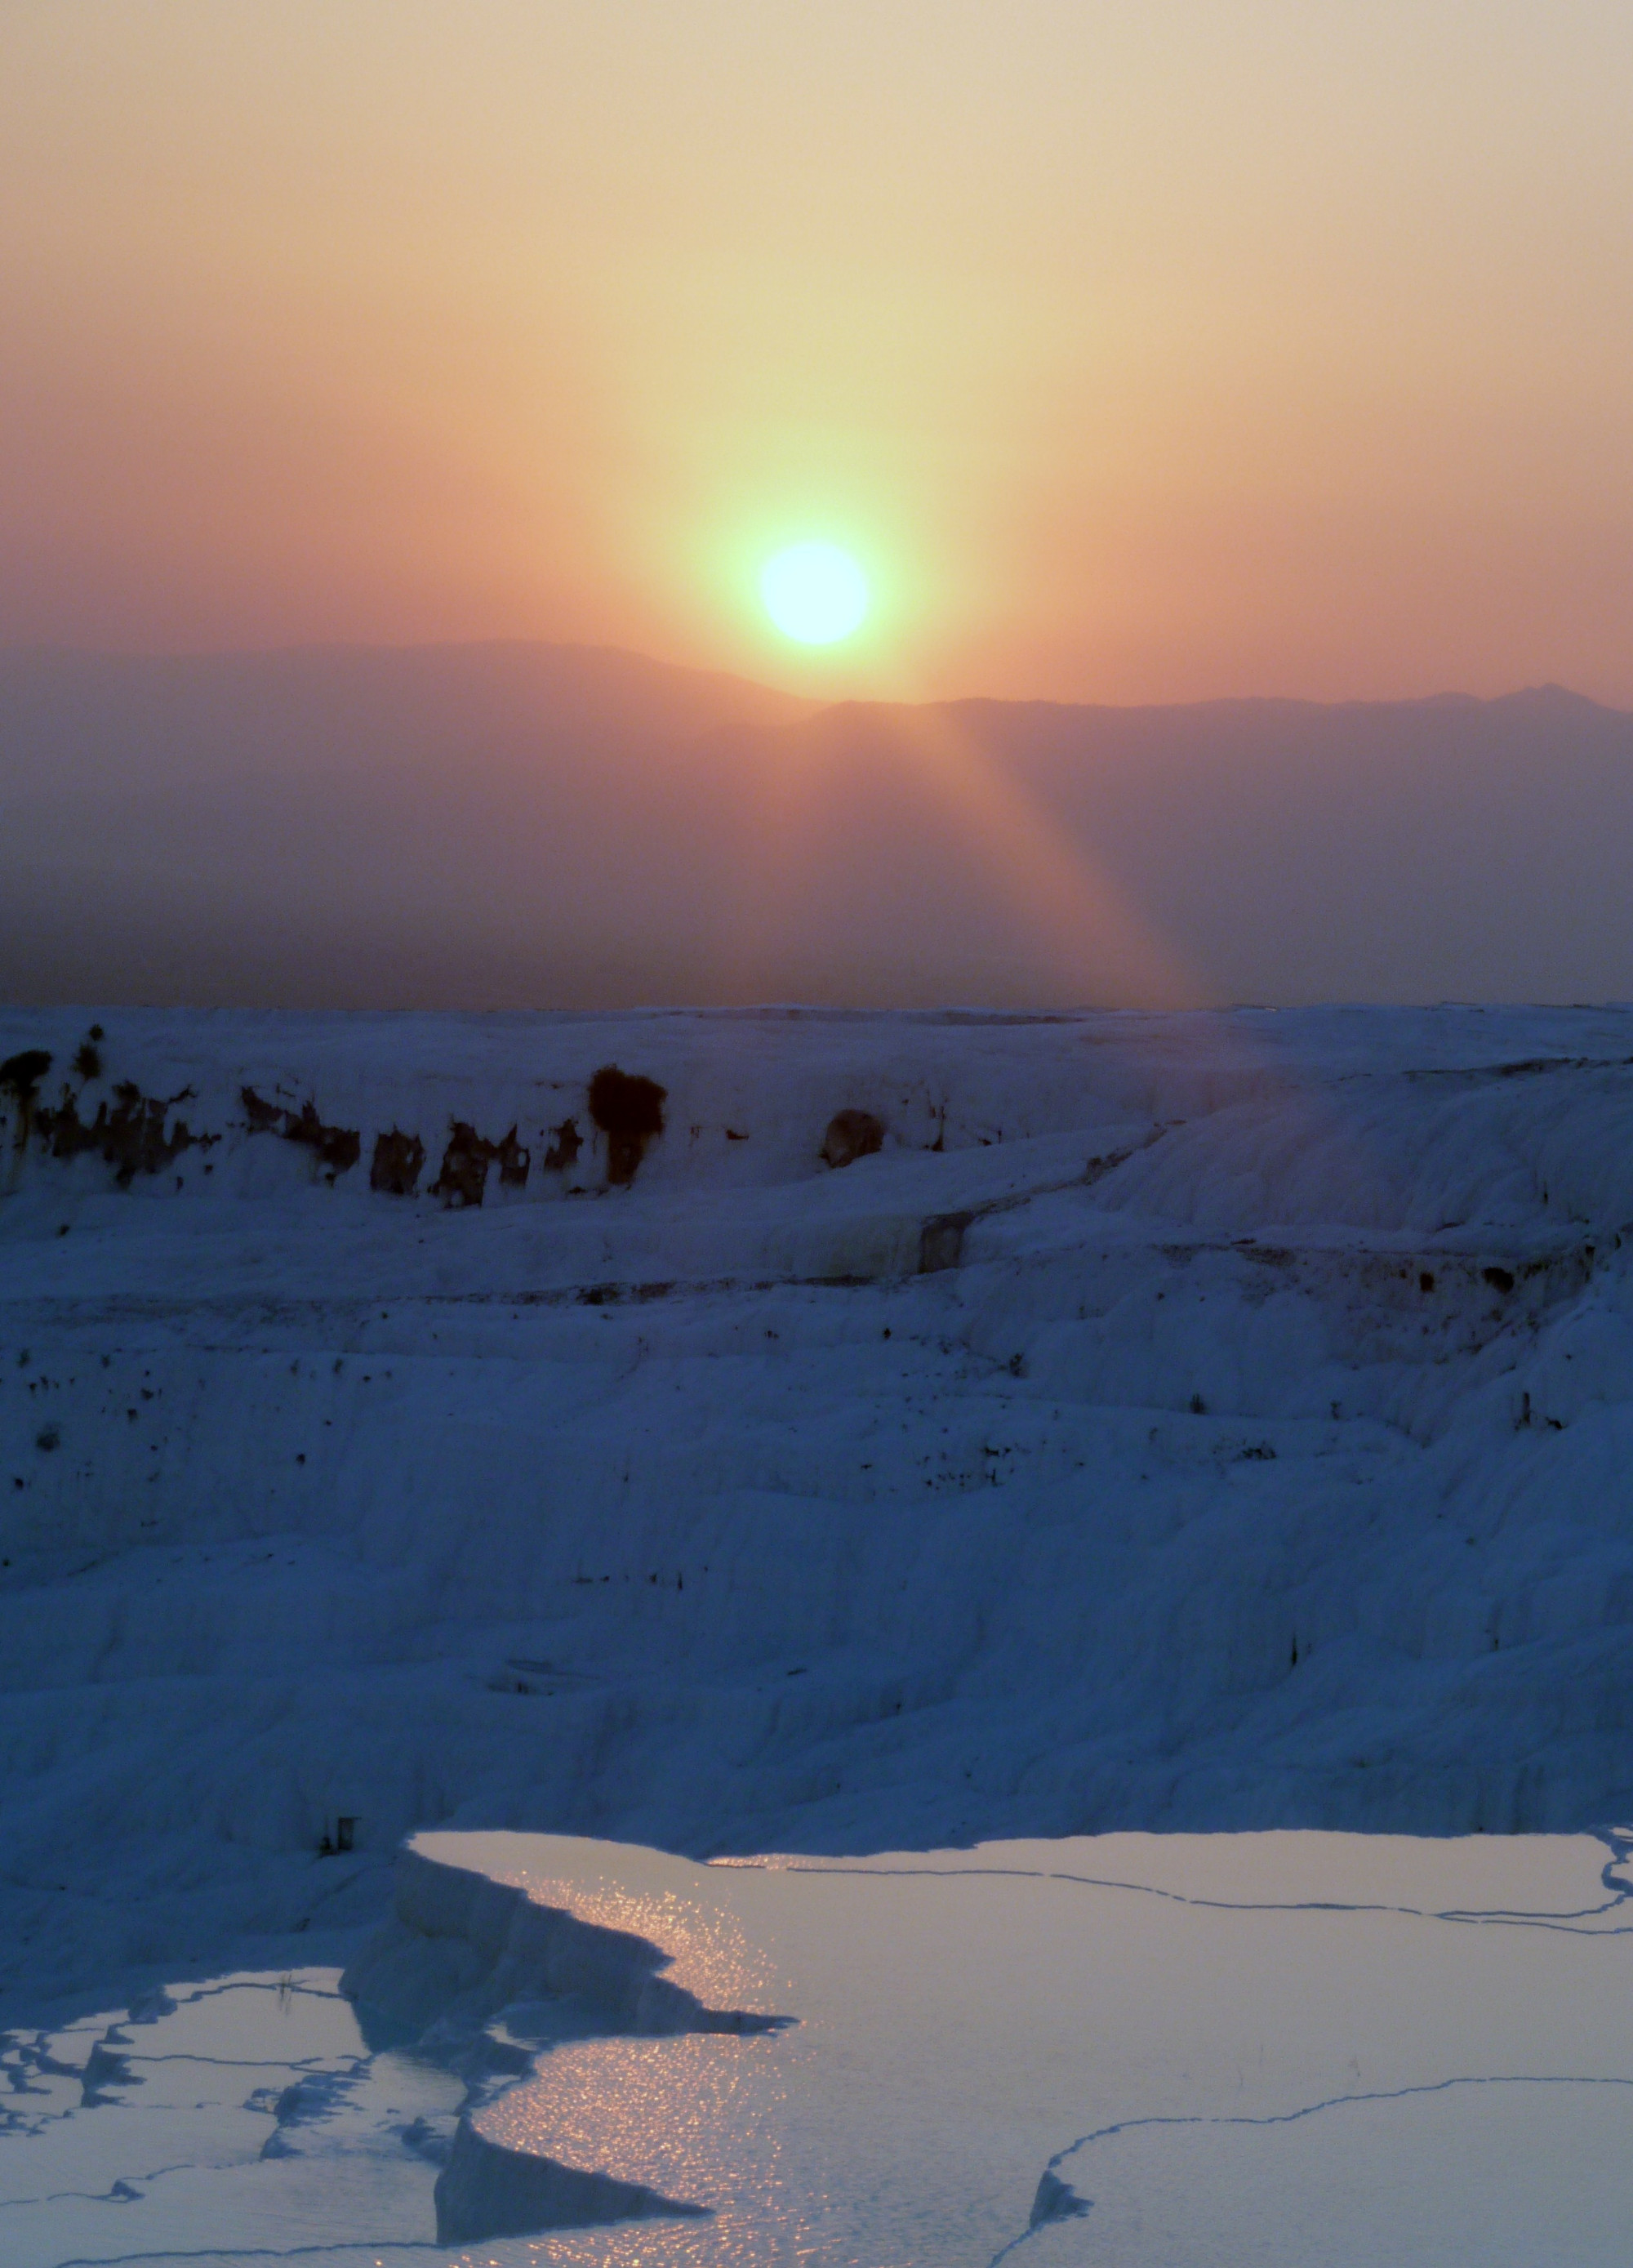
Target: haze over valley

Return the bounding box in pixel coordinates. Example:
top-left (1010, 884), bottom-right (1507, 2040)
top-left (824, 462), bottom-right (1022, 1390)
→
top-left (5, 643), bottom-right (1631, 1013)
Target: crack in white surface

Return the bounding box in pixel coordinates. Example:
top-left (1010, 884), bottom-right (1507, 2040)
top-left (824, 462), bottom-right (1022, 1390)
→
top-left (993, 2070), bottom-right (1633, 2260)
top-left (735, 1823), bottom-right (1633, 1936)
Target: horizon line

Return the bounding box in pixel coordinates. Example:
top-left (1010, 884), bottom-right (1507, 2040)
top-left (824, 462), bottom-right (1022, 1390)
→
top-left (0, 637), bottom-right (1622, 723)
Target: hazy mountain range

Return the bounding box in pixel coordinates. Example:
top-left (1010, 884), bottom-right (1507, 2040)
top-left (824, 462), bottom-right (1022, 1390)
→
top-left (2, 641), bottom-right (1630, 1009)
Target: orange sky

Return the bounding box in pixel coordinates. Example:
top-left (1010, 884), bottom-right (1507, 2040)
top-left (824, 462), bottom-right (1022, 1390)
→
top-left (4, 0), bottom-right (1631, 705)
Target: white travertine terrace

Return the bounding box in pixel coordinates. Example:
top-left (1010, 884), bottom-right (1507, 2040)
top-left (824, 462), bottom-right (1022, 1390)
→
top-left (8, 1826), bottom-right (1625, 2265)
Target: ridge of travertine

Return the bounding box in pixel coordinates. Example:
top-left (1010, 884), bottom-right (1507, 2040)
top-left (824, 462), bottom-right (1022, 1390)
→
top-left (344, 1830), bottom-right (787, 2041)
top-left (343, 1831), bottom-right (790, 2243)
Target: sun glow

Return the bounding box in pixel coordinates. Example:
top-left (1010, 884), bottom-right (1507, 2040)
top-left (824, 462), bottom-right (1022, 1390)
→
top-left (759, 542), bottom-right (869, 646)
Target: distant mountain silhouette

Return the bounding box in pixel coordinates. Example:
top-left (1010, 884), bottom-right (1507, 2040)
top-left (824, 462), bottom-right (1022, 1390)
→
top-left (2, 643), bottom-right (1631, 1008)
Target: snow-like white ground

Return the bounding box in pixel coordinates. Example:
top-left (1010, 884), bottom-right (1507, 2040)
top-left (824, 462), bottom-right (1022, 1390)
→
top-left (4, 1002), bottom-right (1633, 2014)
top-left (4, 1825), bottom-right (1630, 2266)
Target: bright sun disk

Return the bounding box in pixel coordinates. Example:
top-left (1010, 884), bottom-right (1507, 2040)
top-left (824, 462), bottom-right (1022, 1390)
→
top-left (759, 541), bottom-right (869, 645)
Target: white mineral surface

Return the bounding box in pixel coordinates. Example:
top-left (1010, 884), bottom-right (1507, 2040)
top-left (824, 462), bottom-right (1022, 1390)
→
top-left (3, 1826), bottom-right (1630, 2266)
top-left (5, 1003), bottom-right (1633, 2257)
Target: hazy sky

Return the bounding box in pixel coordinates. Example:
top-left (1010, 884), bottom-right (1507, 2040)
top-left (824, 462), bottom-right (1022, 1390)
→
top-left (4, 2), bottom-right (1631, 703)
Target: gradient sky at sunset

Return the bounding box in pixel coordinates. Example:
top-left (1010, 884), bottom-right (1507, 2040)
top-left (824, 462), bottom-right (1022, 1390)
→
top-left (5, 1), bottom-right (1631, 703)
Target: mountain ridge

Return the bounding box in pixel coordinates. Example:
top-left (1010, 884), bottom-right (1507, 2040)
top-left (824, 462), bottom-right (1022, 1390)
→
top-left (4, 642), bottom-right (1632, 1011)
top-left (4, 636), bottom-right (1625, 722)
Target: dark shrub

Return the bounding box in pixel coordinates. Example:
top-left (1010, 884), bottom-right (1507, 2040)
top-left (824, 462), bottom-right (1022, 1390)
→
top-left (370, 1129), bottom-right (426, 1196)
top-left (821, 1108), bottom-right (884, 1170)
top-left (588, 1067), bottom-right (667, 1186)
top-left (543, 1116), bottom-right (581, 1172)
top-left (0, 1049), bottom-right (51, 1105)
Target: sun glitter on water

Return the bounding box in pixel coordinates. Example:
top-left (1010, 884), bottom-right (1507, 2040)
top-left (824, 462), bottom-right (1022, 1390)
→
top-left (759, 541), bottom-right (869, 645)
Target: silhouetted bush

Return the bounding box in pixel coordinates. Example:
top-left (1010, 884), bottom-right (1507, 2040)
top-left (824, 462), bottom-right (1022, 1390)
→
top-left (588, 1067), bottom-right (666, 1185)
top-left (0, 1049), bottom-right (51, 1106)
top-left (821, 1108), bottom-right (884, 1169)
top-left (370, 1129), bottom-right (425, 1196)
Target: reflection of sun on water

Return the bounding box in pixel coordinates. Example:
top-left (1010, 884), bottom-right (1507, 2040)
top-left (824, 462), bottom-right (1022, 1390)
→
top-left (470, 1874), bottom-right (802, 2262)
top-left (513, 1876), bottom-right (773, 2013)
top-left (478, 2031), bottom-right (776, 2175)
top-left (478, 2034), bottom-right (803, 2266)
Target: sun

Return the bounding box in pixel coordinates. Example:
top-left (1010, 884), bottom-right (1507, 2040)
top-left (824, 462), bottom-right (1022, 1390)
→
top-left (759, 541), bottom-right (869, 646)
